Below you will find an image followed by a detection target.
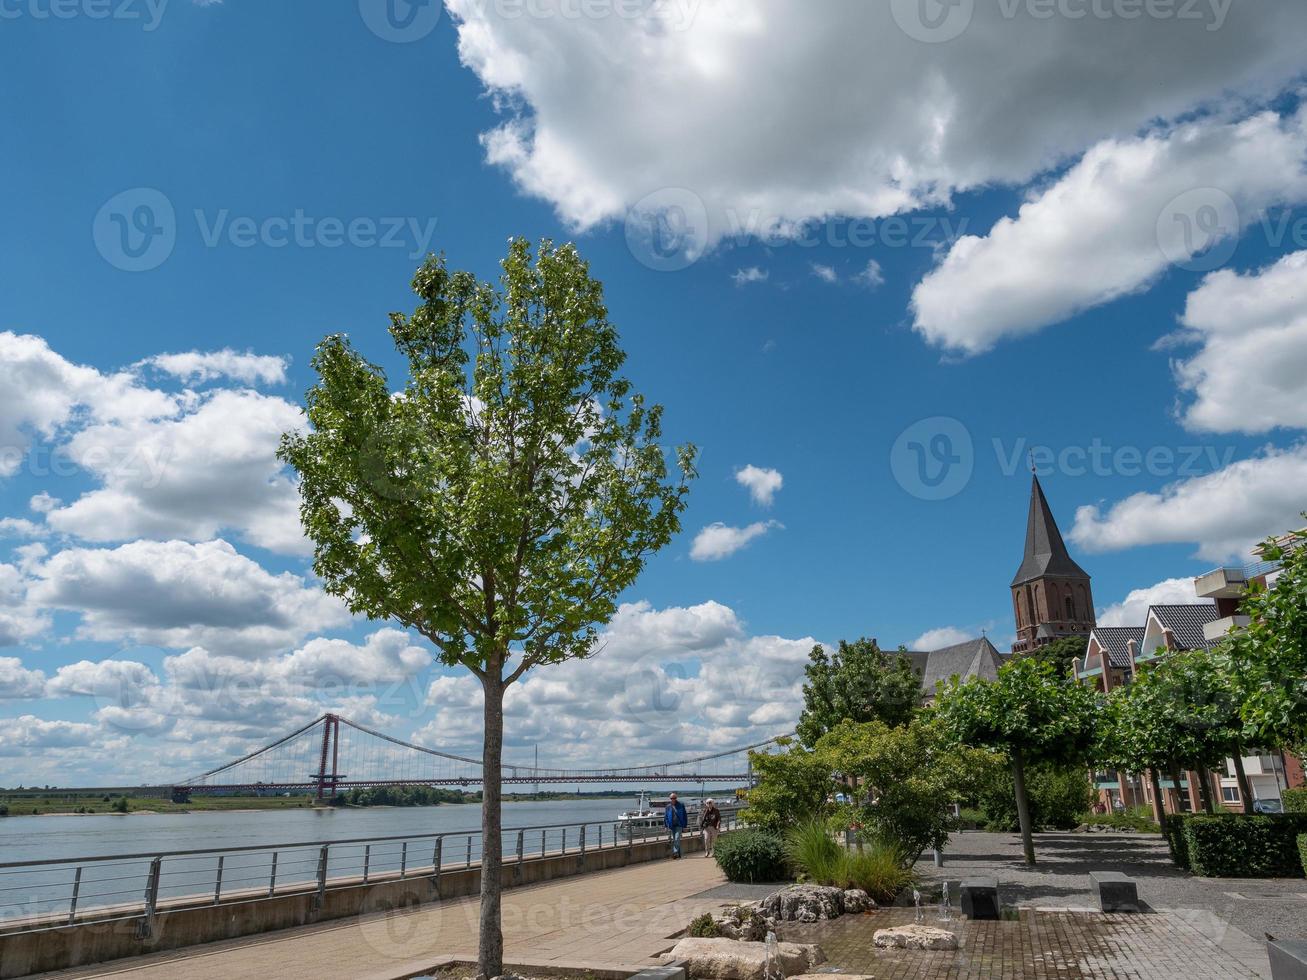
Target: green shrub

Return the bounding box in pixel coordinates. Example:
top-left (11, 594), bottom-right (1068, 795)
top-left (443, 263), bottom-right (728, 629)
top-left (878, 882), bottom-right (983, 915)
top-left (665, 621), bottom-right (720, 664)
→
top-left (1284, 788), bottom-right (1307, 814)
top-left (1165, 813), bottom-right (1192, 869)
top-left (1180, 814), bottom-right (1307, 877)
top-left (688, 913), bottom-right (720, 938)
top-left (1079, 805), bottom-right (1159, 833)
top-left (977, 761), bottom-right (1095, 832)
top-left (783, 820), bottom-right (843, 884)
top-left (1299, 834), bottom-right (1307, 877)
top-left (713, 830), bottom-right (788, 883)
top-left (843, 842), bottom-right (915, 904)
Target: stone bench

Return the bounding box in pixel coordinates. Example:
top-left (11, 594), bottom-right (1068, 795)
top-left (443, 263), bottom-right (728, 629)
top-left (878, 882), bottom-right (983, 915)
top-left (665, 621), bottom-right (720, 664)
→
top-left (1088, 871), bottom-right (1140, 913)
top-left (1269, 940), bottom-right (1307, 980)
top-left (631, 966), bottom-right (686, 980)
top-left (960, 878), bottom-right (1001, 920)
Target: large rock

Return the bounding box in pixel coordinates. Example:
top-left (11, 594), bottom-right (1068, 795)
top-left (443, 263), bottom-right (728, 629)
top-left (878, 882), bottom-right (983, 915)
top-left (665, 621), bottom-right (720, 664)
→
top-left (661, 938), bottom-right (825, 980)
top-left (712, 905), bottom-right (772, 942)
top-left (758, 884), bottom-right (845, 922)
top-left (872, 925), bottom-right (959, 951)
top-left (841, 889), bottom-right (874, 913)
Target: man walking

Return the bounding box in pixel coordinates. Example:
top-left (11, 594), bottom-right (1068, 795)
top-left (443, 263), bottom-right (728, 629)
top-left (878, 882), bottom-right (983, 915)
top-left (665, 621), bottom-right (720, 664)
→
top-left (664, 792), bottom-right (688, 859)
top-left (700, 798), bottom-right (721, 858)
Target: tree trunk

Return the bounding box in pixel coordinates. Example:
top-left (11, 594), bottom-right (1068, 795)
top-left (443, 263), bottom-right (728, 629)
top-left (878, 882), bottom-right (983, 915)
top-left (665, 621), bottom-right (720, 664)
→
top-left (1231, 751), bottom-right (1253, 814)
top-left (1196, 765), bottom-right (1216, 814)
top-left (1011, 747), bottom-right (1036, 866)
top-left (1148, 769), bottom-right (1167, 835)
top-left (1168, 762), bottom-right (1188, 812)
top-left (479, 673), bottom-right (506, 979)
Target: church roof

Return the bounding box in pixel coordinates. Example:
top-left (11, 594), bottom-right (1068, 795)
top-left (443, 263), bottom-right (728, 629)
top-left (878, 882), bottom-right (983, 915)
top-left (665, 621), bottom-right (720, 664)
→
top-left (1011, 475), bottom-right (1091, 587)
top-left (901, 636), bottom-right (1005, 696)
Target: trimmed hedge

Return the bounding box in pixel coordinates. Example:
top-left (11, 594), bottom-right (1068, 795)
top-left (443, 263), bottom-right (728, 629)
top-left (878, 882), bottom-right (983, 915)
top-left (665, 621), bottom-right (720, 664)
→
top-left (1299, 834), bottom-right (1307, 877)
top-left (1167, 813), bottom-right (1307, 877)
top-left (1284, 787), bottom-right (1307, 814)
top-left (713, 829), bottom-right (789, 883)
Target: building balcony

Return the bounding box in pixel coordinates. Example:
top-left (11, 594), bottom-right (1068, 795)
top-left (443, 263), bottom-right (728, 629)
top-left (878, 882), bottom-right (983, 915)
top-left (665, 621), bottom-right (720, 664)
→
top-left (1203, 615), bottom-right (1251, 642)
top-left (1194, 567), bottom-right (1248, 600)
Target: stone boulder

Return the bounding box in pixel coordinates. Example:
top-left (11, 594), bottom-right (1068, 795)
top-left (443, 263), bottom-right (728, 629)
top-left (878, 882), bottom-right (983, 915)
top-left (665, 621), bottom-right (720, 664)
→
top-left (841, 889), bottom-right (874, 913)
top-left (872, 925), bottom-right (959, 951)
top-left (758, 884), bottom-right (845, 922)
top-left (661, 938), bottom-right (826, 980)
top-left (712, 905), bottom-right (772, 942)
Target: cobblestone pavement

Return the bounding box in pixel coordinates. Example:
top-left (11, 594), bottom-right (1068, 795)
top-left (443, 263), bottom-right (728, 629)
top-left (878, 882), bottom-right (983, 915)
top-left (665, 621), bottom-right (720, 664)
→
top-left (778, 907), bottom-right (1263, 979)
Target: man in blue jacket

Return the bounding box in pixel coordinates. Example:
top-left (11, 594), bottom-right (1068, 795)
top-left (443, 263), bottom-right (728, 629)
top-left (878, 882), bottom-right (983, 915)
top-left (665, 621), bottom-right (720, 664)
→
top-left (664, 792), bottom-right (688, 859)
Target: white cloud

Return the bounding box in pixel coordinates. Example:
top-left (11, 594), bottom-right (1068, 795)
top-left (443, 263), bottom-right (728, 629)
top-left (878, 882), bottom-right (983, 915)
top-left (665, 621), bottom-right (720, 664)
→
top-left (447, 1), bottom-right (1307, 250)
top-left (0, 657), bottom-right (46, 698)
top-left (47, 658), bottom-right (158, 699)
top-left (734, 464), bottom-right (783, 507)
top-left (855, 260), bottom-right (885, 289)
top-left (0, 562), bottom-right (45, 647)
top-left (142, 349), bottom-right (288, 386)
top-left (1069, 444), bottom-right (1307, 561)
top-left (1171, 249), bottom-right (1307, 434)
top-left (732, 266), bottom-right (769, 286)
top-left (0, 518), bottom-right (44, 539)
top-left (0, 715), bottom-right (101, 755)
top-left (280, 629), bottom-right (431, 686)
top-left (1098, 577), bottom-right (1211, 628)
top-left (910, 626), bottom-right (972, 651)
top-left (29, 539), bottom-right (348, 656)
top-left (912, 109), bottom-right (1307, 353)
top-left (810, 263), bottom-right (838, 284)
top-left (690, 520), bottom-right (780, 561)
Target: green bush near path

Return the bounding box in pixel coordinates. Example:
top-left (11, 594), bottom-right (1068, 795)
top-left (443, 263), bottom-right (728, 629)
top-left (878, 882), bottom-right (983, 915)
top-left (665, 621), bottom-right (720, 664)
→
top-left (713, 829), bottom-right (789, 884)
top-left (1078, 806), bottom-right (1159, 834)
top-left (1167, 813), bottom-right (1307, 877)
top-left (1299, 833), bottom-right (1307, 877)
top-left (782, 819), bottom-right (915, 904)
top-left (1284, 787), bottom-right (1307, 813)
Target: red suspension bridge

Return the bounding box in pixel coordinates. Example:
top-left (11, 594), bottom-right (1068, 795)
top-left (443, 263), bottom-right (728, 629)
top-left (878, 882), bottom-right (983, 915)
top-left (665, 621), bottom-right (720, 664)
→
top-left (172, 713), bottom-right (789, 800)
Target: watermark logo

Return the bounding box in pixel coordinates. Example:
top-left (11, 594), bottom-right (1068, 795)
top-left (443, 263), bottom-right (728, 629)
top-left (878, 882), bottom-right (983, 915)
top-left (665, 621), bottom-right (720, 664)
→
top-left (93, 188), bottom-right (176, 273)
top-left (624, 187), bottom-right (709, 273)
top-left (891, 417), bottom-right (974, 501)
top-left (891, 0), bottom-right (975, 43)
top-left (0, 0), bottom-right (170, 31)
top-left (620, 651), bottom-right (688, 732)
top-left (1157, 187), bottom-right (1240, 273)
top-left (357, 0), bottom-right (443, 42)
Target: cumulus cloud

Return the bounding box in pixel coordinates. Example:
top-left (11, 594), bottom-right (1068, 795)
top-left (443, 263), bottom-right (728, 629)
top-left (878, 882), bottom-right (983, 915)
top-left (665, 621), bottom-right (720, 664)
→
top-left (1171, 249), bottom-right (1307, 434)
top-left (447, 1), bottom-right (1307, 250)
top-left (1069, 444), bottom-right (1307, 561)
top-left (734, 464), bottom-right (783, 507)
top-left (910, 626), bottom-right (972, 651)
top-left (0, 715), bottom-right (101, 755)
top-left (0, 562), bottom-right (46, 647)
top-left (142, 349), bottom-right (288, 386)
top-left (0, 657), bottom-right (46, 698)
top-left (732, 266), bottom-right (768, 286)
top-left (28, 539), bottom-right (348, 656)
top-left (912, 109), bottom-right (1307, 353)
top-left (810, 263), bottom-right (838, 284)
top-left (690, 520), bottom-right (780, 561)
top-left (1098, 577), bottom-right (1211, 628)
top-left (855, 260), bottom-right (885, 289)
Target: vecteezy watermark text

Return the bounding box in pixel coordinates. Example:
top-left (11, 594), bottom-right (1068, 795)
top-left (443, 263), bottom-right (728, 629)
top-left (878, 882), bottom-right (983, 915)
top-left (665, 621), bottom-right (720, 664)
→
top-left (0, 0), bottom-right (168, 30)
top-left (892, 0), bottom-right (1231, 44)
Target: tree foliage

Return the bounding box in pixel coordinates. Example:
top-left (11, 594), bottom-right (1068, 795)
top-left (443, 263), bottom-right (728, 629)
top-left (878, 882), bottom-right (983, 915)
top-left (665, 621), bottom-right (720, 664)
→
top-left (796, 638), bottom-right (921, 746)
top-left (279, 239), bottom-right (695, 976)
top-left (1031, 634), bottom-right (1089, 677)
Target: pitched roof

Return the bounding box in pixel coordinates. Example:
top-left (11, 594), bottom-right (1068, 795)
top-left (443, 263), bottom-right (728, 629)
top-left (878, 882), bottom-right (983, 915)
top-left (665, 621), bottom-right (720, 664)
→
top-left (1011, 475), bottom-right (1091, 587)
top-left (900, 637), bottom-right (1005, 695)
top-left (1148, 604), bottom-right (1220, 651)
top-left (1089, 626), bottom-right (1144, 669)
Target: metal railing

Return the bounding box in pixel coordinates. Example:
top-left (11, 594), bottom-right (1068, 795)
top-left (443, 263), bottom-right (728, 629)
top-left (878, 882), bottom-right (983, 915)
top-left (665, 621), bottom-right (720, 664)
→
top-left (0, 813), bottom-right (739, 935)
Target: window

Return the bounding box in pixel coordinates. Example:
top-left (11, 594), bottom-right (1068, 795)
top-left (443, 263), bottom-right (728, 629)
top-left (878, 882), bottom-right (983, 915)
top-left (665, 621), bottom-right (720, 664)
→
top-left (1065, 594), bottom-right (1075, 620)
top-left (1221, 784), bottom-right (1240, 803)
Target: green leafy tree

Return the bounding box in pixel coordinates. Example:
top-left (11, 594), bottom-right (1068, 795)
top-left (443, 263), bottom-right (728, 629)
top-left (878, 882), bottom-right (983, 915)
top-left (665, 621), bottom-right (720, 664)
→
top-left (935, 657), bottom-right (1098, 865)
top-left (1223, 526), bottom-right (1307, 748)
top-left (1031, 634), bottom-right (1089, 677)
top-left (279, 239), bottom-right (695, 977)
top-left (743, 738), bottom-right (833, 833)
top-left (796, 638), bottom-right (920, 746)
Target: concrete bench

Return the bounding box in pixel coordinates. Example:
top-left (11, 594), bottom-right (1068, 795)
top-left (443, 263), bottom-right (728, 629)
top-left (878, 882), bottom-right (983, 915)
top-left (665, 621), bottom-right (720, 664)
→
top-left (1269, 940), bottom-right (1307, 980)
top-left (960, 878), bottom-right (1001, 920)
top-left (1088, 871), bottom-right (1140, 913)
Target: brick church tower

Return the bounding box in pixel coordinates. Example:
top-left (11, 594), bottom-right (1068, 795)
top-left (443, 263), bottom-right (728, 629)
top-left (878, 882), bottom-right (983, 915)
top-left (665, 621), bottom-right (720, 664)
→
top-left (1011, 475), bottom-right (1096, 654)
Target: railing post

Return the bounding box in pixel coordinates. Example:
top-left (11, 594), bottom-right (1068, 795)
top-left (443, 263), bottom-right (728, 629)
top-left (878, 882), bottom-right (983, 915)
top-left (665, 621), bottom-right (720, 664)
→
top-left (540, 829), bottom-right (546, 857)
top-left (267, 851), bottom-right (279, 896)
top-left (315, 845), bottom-right (329, 910)
top-left (363, 844), bottom-right (371, 883)
top-left (516, 830), bottom-right (524, 864)
top-left (68, 866), bottom-right (82, 925)
top-left (401, 841), bottom-right (408, 879)
top-left (214, 855), bottom-right (224, 904)
top-left (137, 856), bottom-right (162, 939)
top-left (466, 836), bottom-right (472, 869)
top-left (580, 825), bottom-right (586, 855)
top-left (433, 836), bottom-right (443, 873)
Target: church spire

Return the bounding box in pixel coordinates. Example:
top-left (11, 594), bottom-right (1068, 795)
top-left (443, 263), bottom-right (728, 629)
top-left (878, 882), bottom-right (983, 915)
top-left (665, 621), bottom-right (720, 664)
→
top-left (1011, 474), bottom-right (1089, 587)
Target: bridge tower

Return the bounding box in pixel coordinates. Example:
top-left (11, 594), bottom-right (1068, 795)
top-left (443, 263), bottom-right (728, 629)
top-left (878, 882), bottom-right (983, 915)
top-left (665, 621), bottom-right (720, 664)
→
top-left (313, 713), bottom-right (343, 801)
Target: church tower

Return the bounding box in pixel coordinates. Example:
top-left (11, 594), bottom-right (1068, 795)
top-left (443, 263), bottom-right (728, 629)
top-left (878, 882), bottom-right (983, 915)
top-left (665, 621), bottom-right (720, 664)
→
top-left (1011, 475), bottom-right (1095, 653)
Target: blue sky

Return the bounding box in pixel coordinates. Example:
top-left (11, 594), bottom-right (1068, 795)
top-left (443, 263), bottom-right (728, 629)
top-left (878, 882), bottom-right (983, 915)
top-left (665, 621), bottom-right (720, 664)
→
top-left (3, 0), bottom-right (1307, 783)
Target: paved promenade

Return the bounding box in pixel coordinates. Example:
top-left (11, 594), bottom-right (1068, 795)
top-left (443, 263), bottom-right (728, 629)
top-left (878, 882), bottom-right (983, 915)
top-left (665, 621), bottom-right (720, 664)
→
top-left (42, 855), bottom-right (727, 980)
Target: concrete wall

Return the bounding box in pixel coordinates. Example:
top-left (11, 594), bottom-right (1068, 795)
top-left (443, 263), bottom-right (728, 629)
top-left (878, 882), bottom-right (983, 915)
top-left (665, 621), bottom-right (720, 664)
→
top-left (0, 834), bottom-right (703, 979)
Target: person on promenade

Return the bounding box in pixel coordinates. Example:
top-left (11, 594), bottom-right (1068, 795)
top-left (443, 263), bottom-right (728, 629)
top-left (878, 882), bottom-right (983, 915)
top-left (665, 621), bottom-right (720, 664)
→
top-left (700, 798), bottom-right (721, 858)
top-left (664, 792), bottom-right (688, 859)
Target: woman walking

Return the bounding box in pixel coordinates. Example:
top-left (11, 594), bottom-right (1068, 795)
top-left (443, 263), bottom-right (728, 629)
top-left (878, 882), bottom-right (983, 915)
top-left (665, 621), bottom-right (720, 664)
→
top-left (700, 798), bottom-right (721, 858)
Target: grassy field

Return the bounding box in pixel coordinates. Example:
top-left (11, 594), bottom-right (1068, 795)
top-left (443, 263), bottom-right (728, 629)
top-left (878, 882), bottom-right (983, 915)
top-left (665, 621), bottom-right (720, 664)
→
top-left (0, 794), bottom-right (318, 816)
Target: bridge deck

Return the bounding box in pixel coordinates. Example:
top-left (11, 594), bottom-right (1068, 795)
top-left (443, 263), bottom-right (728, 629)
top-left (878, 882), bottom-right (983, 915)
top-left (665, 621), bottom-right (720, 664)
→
top-left (38, 850), bottom-right (728, 980)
